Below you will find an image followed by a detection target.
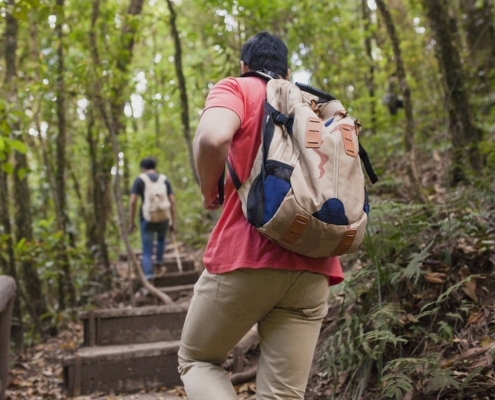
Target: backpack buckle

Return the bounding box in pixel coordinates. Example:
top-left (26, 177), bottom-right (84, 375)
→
top-left (271, 111), bottom-right (294, 134)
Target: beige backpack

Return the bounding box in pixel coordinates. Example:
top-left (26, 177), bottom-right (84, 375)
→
top-left (140, 173), bottom-right (171, 223)
top-left (227, 72), bottom-right (378, 258)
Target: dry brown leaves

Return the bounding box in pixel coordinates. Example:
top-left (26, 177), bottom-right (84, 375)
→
top-left (6, 322), bottom-right (82, 400)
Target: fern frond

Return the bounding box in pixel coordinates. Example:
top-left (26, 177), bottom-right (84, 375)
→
top-left (425, 369), bottom-right (460, 393)
top-left (401, 241), bottom-right (433, 285)
top-left (382, 372), bottom-right (414, 399)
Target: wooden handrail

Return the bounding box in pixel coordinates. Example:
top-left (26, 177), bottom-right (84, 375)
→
top-left (0, 276), bottom-right (16, 400)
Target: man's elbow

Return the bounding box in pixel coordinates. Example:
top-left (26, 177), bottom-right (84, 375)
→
top-left (194, 130), bottom-right (230, 151)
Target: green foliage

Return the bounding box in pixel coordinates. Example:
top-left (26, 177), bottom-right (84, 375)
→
top-left (381, 357), bottom-right (463, 398)
top-left (0, 0), bottom-right (494, 365)
top-left (321, 306), bottom-right (407, 396)
top-left (0, 98), bottom-right (27, 165)
top-left (382, 372), bottom-right (414, 399)
top-left (319, 180), bottom-right (495, 397)
top-left (390, 241), bottom-right (432, 286)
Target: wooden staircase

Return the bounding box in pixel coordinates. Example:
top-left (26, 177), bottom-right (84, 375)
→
top-left (62, 254), bottom-right (200, 397)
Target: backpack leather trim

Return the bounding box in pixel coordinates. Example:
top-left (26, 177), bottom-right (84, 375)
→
top-left (331, 228), bottom-right (357, 256)
top-left (280, 215), bottom-right (309, 244)
top-left (305, 117), bottom-right (323, 148)
top-left (340, 124), bottom-right (357, 157)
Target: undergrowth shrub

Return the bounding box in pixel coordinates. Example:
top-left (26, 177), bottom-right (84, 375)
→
top-left (318, 183), bottom-right (495, 399)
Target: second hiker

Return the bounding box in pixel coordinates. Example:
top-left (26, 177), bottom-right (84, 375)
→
top-left (129, 157), bottom-right (177, 280)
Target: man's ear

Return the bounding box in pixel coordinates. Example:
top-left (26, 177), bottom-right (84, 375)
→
top-left (240, 60), bottom-right (250, 75)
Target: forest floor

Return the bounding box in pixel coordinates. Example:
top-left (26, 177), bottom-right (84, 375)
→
top-left (4, 247), bottom-right (260, 400)
top-left (5, 234), bottom-right (495, 399)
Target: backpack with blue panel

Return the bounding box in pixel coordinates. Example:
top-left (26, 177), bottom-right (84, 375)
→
top-left (225, 70), bottom-right (378, 258)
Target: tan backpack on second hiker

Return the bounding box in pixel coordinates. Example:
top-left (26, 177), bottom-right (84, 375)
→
top-left (140, 173), bottom-right (171, 223)
top-left (226, 71), bottom-right (378, 258)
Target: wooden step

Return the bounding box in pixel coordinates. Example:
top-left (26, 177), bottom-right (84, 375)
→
top-left (153, 270), bottom-right (200, 288)
top-left (134, 284), bottom-right (194, 307)
top-left (160, 256), bottom-right (195, 272)
top-left (79, 305), bottom-right (188, 347)
top-left (160, 283), bottom-right (194, 300)
top-left (63, 341), bottom-right (181, 397)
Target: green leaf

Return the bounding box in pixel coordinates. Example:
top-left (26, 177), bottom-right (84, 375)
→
top-left (9, 139), bottom-right (28, 154)
top-left (1, 162), bottom-right (13, 175)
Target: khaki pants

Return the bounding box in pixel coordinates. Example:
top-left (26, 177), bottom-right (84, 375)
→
top-left (178, 268), bottom-right (330, 400)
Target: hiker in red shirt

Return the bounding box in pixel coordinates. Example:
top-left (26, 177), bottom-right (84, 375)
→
top-left (178, 32), bottom-right (343, 399)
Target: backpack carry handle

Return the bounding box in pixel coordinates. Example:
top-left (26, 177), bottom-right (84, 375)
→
top-left (295, 82), bottom-right (336, 102)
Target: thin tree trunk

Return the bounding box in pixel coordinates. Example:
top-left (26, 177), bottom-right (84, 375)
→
top-left (68, 162), bottom-right (88, 224)
top-left (375, 0), bottom-right (426, 203)
top-left (87, 0), bottom-right (113, 286)
top-left (459, 0), bottom-right (495, 92)
top-left (165, 0), bottom-right (199, 184)
top-left (361, 0), bottom-right (376, 134)
top-left (55, 0), bottom-right (77, 310)
top-left (109, 0), bottom-right (145, 138)
top-left (152, 28), bottom-right (162, 149)
top-left (422, 0), bottom-right (483, 184)
top-left (4, 0), bottom-right (48, 336)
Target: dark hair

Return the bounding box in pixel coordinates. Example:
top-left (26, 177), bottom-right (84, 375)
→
top-left (140, 157), bottom-right (156, 170)
top-left (241, 32), bottom-right (289, 77)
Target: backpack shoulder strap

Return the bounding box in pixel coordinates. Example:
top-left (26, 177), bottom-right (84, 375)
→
top-left (220, 70), bottom-right (287, 199)
top-left (139, 173), bottom-right (152, 184)
top-left (358, 144), bottom-right (379, 184)
top-left (157, 174), bottom-right (167, 183)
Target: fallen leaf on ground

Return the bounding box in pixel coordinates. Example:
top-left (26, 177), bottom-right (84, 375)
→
top-left (425, 272), bottom-right (446, 283)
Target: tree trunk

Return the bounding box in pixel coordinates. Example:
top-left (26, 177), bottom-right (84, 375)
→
top-left (422, 0), bottom-right (483, 184)
top-left (85, 107), bottom-right (112, 279)
top-left (152, 28), bottom-right (162, 149)
top-left (459, 0), bottom-right (495, 93)
top-left (375, 0), bottom-right (426, 203)
top-left (4, 0), bottom-right (48, 336)
top-left (361, 0), bottom-right (376, 134)
top-left (109, 0), bottom-right (145, 139)
top-left (165, 0), bottom-right (199, 184)
top-left (86, 0), bottom-right (113, 286)
top-left (55, 0), bottom-right (77, 310)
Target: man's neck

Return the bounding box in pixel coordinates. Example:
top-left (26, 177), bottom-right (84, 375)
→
top-left (142, 169), bottom-right (156, 174)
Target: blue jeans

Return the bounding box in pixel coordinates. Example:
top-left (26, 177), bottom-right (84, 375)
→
top-left (140, 219), bottom-right (169, 280)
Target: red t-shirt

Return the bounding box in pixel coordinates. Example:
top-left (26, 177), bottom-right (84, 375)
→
top-left (201, 76), bottom-right (344, 286)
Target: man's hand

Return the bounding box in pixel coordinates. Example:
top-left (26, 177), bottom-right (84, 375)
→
top-left (202, 194), bottom-right (221, 210)
top-left (128, 222), bottom-right (136, 234)
top-left (170, 221), bottom-right (176, 232)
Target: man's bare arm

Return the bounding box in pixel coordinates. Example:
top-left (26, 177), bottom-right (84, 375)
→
top-left (193, 107), bottom-right (240, 209)
top-left (129, 193), bottom-right (138, 232)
